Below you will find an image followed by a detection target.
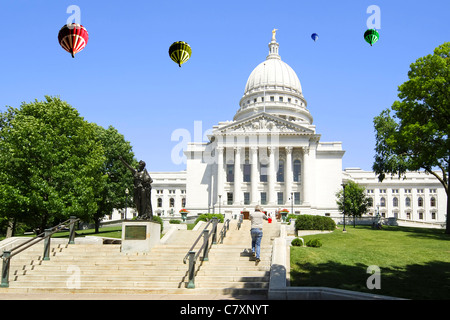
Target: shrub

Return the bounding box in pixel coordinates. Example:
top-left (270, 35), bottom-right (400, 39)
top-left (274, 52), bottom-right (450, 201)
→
top-left (152, 215), bottom-right (163, 232)
top-left (291, 238), bottom-right (304, 247)
top-left (287, 214), bottom-right (297, 224)
top-left (295, 215), bottom-right (336, 231)
top-left (194, 213), bottom-right (224, 224)
top-left (169, 219), bottom-right (181, 224)
top-left (306, 239), bottom-right (322, 248)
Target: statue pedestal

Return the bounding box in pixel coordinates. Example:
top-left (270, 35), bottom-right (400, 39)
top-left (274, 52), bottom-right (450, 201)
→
top-left (121, 221), bottom-right (160, 253)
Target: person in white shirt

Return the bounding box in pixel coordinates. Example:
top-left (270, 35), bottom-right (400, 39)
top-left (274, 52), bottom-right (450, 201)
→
top-left (250, 205), bottom-right (268, 263)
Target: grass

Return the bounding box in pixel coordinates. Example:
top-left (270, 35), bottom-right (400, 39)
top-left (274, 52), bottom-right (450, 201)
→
top-left (52, 226), bottom-right (123, 239)
top-left (290, 225), bottom-right (450, 300)
top-left (26, 222), bottom-right (198, 239)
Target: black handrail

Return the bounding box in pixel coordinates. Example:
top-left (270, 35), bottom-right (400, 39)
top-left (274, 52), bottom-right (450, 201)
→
top-left (184, 218), bottom-right (218, 289)
top-left (218, 219), bottom-right (230, 244)
top-left (1, 216), bottom-right (80, 288)
top-left (182, 219), bottom-right (211, 263)
top-left (183, 217), bottom-right (234, 289)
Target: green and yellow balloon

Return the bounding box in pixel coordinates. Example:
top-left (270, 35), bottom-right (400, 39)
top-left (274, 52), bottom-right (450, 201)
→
top-left (169, 41), bottom-right (192, 67)
top-left (364, 29), bottom-right (379, 46)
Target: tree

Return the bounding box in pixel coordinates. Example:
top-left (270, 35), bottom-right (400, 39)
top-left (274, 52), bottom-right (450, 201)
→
top-left (336, 181), bottom-right (371, 227)
top-left (0, 96), bottom-right (106, 233)
top-left (93, 125), bottom-right (137, 233)
top-left (373, 42), bottom-right (450, 234)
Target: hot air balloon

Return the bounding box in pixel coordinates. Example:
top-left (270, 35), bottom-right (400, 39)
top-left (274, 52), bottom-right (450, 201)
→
top-left (364, 29), bottom-right (379, 46)
top-left (58, 23), bottom-right (89, 58)
top-left (169, 41), bottom-right (192, 67)
top-left (311, 33), bottom-right (319, 42)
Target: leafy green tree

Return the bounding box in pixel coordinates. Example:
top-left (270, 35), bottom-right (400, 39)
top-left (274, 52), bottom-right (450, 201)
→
top-left (373, 42), bottom-right (450, 234)
top-left (93, 125), bottom-right (137, 232)
top-left (0, 96), bottom-right (106, 233)
top-left (336, 181), bottom-right (371, 227)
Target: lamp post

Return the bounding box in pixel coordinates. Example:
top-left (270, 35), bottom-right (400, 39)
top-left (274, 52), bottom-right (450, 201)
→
top-left (125, 188), bottom-right (129, 220)
top-left (218, 195), bottom-right (222, 215)
top-left (341, 183), bottom-right (347, 232)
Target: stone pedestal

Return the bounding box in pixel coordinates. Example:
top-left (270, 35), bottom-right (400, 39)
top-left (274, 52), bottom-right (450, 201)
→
top-left (121, 221), bottom-right (160, 253)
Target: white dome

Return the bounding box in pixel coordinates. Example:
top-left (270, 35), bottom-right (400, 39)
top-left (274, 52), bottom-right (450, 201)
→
top-left (243, 58), bottom-right (302, 96)
top-left (234, 32), bottom-right (311, 124)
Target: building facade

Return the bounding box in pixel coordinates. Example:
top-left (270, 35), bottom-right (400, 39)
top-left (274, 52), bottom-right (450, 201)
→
top-left (112, 31), bottom-right (446, 228)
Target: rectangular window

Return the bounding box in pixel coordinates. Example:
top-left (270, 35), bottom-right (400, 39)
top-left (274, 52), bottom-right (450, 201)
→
top-left (277, 160), bottom-right (285, 182)
top-left (244, 192), bottom-right (250, 205)
top-left (294, 192), bottom-right (300, 205)
top-left (227, 192), bottom-right (233, 205)
top-left (260, 164), bottom-right (268, 182)
top-left (293, 160), bottom-right (301, 182)
top-left (226, 164), bottom-right (234, 182)
top-left (277, 192), bottom-right (283, 205)
top-left (243, 163), bottom-right (251, 182)
top-left (261, 192), bottom-right (267, 205)
top-left (270, 96), bottom-right (275, 102)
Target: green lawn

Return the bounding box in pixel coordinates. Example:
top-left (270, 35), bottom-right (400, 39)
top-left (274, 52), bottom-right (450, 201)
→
top-left (290, 225), bottom-right (450, 300)
top-left (53, 226), bottom-right (123, 239)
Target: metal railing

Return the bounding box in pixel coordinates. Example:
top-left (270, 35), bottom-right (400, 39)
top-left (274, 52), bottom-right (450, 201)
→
top-left (1, 216), bottom-right (80, 288)
top-left (182, 217), bottom-right (230, 289)
top-left (217, 219), bottom-right (230, 244)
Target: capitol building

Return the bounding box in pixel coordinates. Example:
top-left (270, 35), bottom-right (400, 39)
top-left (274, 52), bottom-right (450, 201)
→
top-left (116, 31), bottom-right (447, 228)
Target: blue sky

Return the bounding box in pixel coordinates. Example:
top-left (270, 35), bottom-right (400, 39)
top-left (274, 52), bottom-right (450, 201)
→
top-left (1, 0), bottom-right (449, 172)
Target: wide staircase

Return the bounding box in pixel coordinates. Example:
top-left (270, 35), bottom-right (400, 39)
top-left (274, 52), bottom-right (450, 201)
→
top-left (1, 220), bottom-right (280, 297)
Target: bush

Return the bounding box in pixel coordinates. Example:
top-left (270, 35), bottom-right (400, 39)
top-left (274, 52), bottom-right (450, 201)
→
top-left (169, 219), bottom-right (181, 224)
top-left (291, 238), bottom-right (304, 247)
top-left (194, 213), bottom-right (224, 224)
top-left (287, 214), bottom-right (297, 224)
top-left (152, 215), bottom-right (163, 232)
top-left (295, 215), bottom-right (336, 231)
top-left (306, 239), bottom-right (322, 248)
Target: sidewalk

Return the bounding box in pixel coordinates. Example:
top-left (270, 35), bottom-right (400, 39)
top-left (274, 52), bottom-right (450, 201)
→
top-left (0, 292), bottom-right (267, 300)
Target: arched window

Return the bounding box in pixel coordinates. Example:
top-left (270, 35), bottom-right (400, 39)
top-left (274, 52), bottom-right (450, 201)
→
top-left (293, 160), bottom-right (301, 182)
top-left (405, 197), bottom-right (411, 207)
top-left (181, 198), bottom-right (186, 208)
top-left (157, 198), bottom-right (162, 208)
top-left (393, 197), bottom-right (398, 207)
top-left (430, 197), bottom-right (436, 207)
top-left (277, 160), bottom-right (284, 182)
top-left (380, 197), bottom-right (386, 207)
top-left (418, 197), bottom-right (423, 207)
top-left (170, 198), bottom-right (175, 207)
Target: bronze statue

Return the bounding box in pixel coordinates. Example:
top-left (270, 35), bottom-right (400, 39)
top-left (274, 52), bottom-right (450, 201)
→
top-left (119, 156), bottom-right (153, 220)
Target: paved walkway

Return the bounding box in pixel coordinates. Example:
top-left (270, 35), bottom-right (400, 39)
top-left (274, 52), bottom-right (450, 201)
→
top-left (0, 292), bottom-right (266, 300)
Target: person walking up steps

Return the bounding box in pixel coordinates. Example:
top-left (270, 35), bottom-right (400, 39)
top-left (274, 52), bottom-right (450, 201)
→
top-left (250, 205), bottom-right (268, 263)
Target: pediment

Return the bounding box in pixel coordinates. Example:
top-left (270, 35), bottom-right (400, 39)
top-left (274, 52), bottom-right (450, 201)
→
top-left (215, 113), bottom-right (315, 135)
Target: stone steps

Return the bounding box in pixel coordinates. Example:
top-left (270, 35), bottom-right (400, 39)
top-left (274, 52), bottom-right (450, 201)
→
top-left (1, 220), bottom-right (280, 297)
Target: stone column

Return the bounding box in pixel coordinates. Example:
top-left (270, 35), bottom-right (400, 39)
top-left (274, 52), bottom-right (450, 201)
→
top-left (216, 147), bottom-right (224, 206)
top-left (302, 141), bottom-right (316, 207)
top-left (234, 147), bottom-right (242, 205)
top-left (250, 146), bottom-right (259, 205)
top-left (268, 146), bottom-right (276, 204)
top-left (285, 147), bottom-right (293, 206)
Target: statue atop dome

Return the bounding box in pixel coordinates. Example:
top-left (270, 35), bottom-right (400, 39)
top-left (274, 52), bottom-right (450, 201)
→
top-left (272, 28), bottom-right (278, 41)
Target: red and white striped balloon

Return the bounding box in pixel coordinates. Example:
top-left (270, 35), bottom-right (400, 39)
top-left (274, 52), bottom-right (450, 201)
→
top-left (58, 23), bottom-right (89, 58)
